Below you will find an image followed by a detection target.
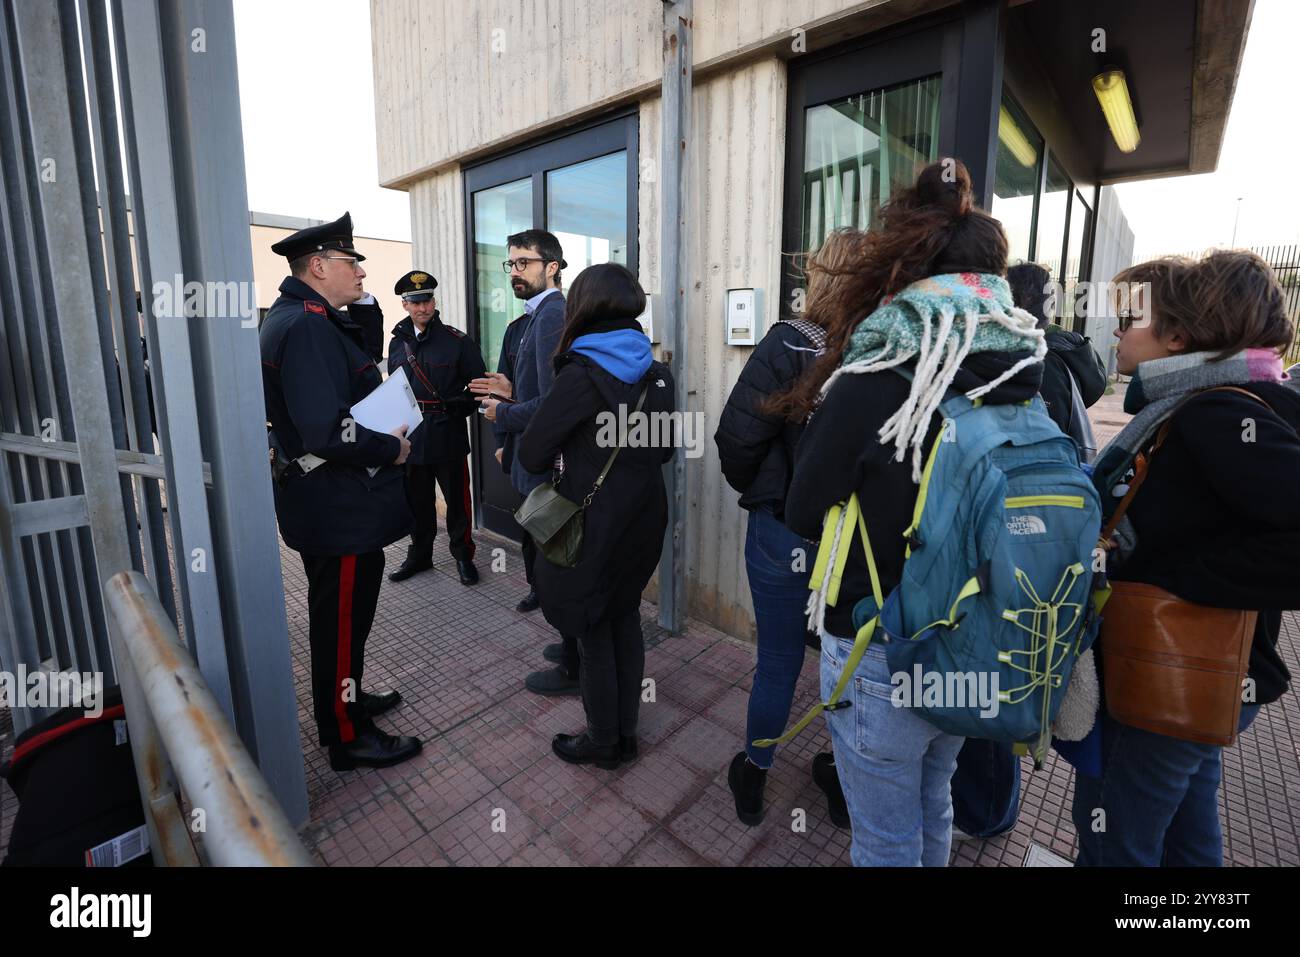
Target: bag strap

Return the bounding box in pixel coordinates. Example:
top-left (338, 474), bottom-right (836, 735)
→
top-left (1100, 386), bottom-right (1272, 544)
top-left (752, 494), bottom-right (884, 748)
top-left (402, 339), bottom-right (442, 402)
top-left (580, 382), bottom-right (650, 508)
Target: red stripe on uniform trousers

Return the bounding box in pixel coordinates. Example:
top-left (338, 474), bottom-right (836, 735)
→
top-left (461, 459), bottom-right (473, 550)
top-left (335, 555), bottom-right (357, 742)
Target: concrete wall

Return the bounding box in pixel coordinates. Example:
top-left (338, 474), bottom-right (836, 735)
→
top-left (1086, 185), bottom-right (1136, 376)
top-left (371, 0), bottom-right (955, 186)
top-left (637, 60), bottom-right (789, 639)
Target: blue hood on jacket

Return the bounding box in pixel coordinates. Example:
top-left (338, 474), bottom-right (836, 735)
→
top-left (571, 328), bottom-right (653, 384)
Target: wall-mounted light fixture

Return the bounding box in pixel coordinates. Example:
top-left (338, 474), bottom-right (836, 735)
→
top-left (997, 104), bottom-right (1037, 167)
top-left (1092, 69), bottom-right (1141, 153)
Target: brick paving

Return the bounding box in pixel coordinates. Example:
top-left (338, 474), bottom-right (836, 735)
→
top-left (2, 383), bottom-right (1297, 866)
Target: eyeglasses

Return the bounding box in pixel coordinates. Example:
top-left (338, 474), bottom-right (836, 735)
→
top-left (1117, 312), bottom-right (1135, 333)
top-left (323, 255), bottom-right (363, 271)
top-left (502, 257), bottom-right (548, 274)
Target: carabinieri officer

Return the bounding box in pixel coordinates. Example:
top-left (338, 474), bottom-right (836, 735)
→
top-left (387, 270), bottom-right (488, 584)
top-left (260, 212), bottom-right (422, 772)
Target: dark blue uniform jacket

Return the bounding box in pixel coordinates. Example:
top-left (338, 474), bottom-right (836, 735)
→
top-left (386, 312), bottom-right (486, 465)
top-left (260, 277), bottom-right (412, 555)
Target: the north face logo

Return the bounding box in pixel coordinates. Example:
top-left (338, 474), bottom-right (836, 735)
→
top-left (1007, 514), bottom-right (1047, 536)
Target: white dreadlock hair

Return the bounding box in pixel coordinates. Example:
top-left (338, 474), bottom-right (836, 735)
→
top-left (818, 302), bottom-right (1045, 482)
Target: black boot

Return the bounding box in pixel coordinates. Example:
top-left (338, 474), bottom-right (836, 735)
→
top-left (619, 736), bottom-right (638, 763)
top-left (552, 732), bottom-right (620, 770)
top-left (328, 729), bottom-right (422, 771)
top-left (524, 665), bottom-right (580, 697)
top-left (812, 752), bottom-right (850, 829)
top-left (359, 688), bottom-right (401, 717)
top-left (456, 559), bottom-right (480, 585)
top-left (728, 751), bottom-right (767, 826)
top-left (516, 589), bottom-right (540, 612)
top-left (388, 556), bottom-right (432, 583)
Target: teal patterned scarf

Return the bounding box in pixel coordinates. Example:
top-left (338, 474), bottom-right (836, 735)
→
top-left (825, 272), bottom-right (1045, 480)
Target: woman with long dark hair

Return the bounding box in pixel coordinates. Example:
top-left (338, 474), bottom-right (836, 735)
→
top-left (517, 262), bottom-right (675, 768)
top-left (1072, 250), bottom-right (1300, 865)
top-left (782, 159), bottom-right (1047, 866)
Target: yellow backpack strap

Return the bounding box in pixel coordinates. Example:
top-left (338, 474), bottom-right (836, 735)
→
top-left (753, 494), bottom-right (884, 749)
top-left (901, 420), bottom-right (948, 558)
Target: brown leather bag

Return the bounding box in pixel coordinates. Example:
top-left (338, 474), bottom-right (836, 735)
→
top-left (1098, 386), bottom-right (1267, 746)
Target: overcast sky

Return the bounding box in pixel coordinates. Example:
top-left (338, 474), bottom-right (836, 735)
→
top-left (232, 0), bottom-right (1299, 257)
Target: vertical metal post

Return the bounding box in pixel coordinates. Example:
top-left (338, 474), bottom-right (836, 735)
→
top-left (116, 0), bottom-right (233, 714)
top-left (155, 0), bottom-right (306, 823)
top-left (657, 0), bottom-right (691, 634)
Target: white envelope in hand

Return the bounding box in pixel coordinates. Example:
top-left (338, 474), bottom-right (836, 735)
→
top-left (350, 366), bottom-right (424, 439)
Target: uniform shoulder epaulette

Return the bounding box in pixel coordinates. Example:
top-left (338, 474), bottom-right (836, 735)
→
top-left (303, 301), bottom-right (326, 316)
top-left (447, 325), bottom-right (465, 338)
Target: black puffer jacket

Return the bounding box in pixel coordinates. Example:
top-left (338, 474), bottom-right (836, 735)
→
top-left (786, 352), bottom-right (1044, 639)
top-left (1039, 327), bottom-right (1107, 441)
top-left (518, 322), bottom-right (675, 637)
top-left (715, 320), bottom-right (824, 518)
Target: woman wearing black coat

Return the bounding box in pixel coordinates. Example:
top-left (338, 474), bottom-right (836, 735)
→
top-left (517, 263), bottom-right (675, 768)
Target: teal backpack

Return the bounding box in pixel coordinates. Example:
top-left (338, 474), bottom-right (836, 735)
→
top-left (757, 373), bottom-right (1106, 765)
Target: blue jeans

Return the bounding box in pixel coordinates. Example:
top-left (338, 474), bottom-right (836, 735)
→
top-left (743, 508), bottom-right (813, 768)
top-left (820, 629), bottom-right (965, 866)
top-left (1071, 704), bottom-right (1261, 866)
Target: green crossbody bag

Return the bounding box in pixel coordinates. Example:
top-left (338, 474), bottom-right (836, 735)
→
top-left (515, 384), bottom-right (648, 568)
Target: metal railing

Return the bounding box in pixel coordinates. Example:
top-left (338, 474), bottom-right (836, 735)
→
top-left (102, 570), bottom-right (313, 867)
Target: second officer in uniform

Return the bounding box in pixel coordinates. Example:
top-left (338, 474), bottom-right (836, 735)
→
top-left (387, 270), bottom-right (488, 584)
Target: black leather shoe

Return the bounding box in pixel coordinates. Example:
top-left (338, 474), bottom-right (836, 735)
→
top-left (328, 729), bottom-right (422, 771)
top-left (388, 558), bottom-right (432, 583)
top-left (516, 589), bottom-right (540, 613)
top-left (524, 665), bottom-right (581, 697)
top-left (728, 751), bottom-right (767, 826)
top-left (552, 732), bottom-right (620, 770)
top-left (812, 751), bottom-right (850, 829)
top-left (359, 688), bottom-right (401, 717)
top-left (542, 642), bottom-right (564, 664)
top-left (619, 736), bottom-right (638, 762)
top-left (456, 559), bottom-right (480, 585)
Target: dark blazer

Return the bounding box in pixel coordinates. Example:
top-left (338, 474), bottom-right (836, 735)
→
top-left (492, 313), bottom-right (530, 474)
top-left (518, 340), bottom-right (674, 636)
top-left (259, 277), bottom-right (410, 555)
top-left (387, 312), bottom-right (486, 464)
top-left (496, 290), bottom-right (565, 495)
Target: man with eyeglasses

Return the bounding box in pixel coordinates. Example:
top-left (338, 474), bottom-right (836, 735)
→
top-left (471, 228), bottom-right (581, 697)
top-left (260, 212), bottom-right (422, 771)
top-left (387, 269), bottom-right (487, 585)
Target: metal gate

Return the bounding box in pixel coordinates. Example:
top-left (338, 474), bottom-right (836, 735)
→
top-left (0, 0), bottom-right (306, 824)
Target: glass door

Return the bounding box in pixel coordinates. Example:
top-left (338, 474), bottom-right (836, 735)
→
top-left (464, 116), bottom-right (637, 537)
top-left (781, 15), bottom-right (965, 318)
